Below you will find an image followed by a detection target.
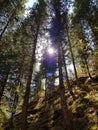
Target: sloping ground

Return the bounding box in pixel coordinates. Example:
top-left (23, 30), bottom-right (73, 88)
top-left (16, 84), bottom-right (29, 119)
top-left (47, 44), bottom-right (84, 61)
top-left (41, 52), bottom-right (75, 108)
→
top-left (3, 76), bottom-right (98, 130)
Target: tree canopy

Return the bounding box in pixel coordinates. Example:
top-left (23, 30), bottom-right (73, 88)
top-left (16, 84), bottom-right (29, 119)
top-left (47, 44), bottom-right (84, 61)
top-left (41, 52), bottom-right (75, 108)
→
top-left (0, 0), bottom-right (98, 130)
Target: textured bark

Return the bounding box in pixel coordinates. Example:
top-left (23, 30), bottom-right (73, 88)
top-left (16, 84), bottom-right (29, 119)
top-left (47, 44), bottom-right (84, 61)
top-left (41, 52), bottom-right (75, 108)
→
top-left (0, 67), bottom-right (10, 101)
top-left (45, 77), bottom-right (48, 105)
top-left (80, 21), bottom-right (93, 80)
top-left (53, 1), bottom-right (73, 129)
top-left (0, 9), bottom-right (16, 40)
top-left (87, 17), bottom-right (98, 50)
top-left (68, 33), bottom-right (78, 80)
top-left (62, 49), bottom-right (76, 100)
top-left (58, 45), bottom-right (73, 130)
top-left (10, 92), bottom-right (19, 129)
top-left (21, 1), bottom-right (46, 128)
top-left (84, 58), bottom-right (93, 80)
top-left (63, 0), bottom-right (78, 81)
top-left (21, 27), bottom-right (39, 130)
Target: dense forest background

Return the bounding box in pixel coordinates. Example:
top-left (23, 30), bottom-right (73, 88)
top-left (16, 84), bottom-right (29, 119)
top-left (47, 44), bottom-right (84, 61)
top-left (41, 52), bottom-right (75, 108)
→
top-left (0, 0), bottom-right (98, 130)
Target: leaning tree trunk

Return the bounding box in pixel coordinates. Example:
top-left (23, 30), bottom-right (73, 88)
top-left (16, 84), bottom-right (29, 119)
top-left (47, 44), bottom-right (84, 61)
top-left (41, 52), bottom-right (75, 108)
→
top-left (58, 44), bottom-right (73, 130)
top-left (21, 1), bottom-right (46, 128)
top-left (53, 1), bottom-right (73, 129)
top-left (79, 21), bottom-right (93, 80)
top-left (62, 48), bottom-right (76, 100)
top-left (0, 4), bottom-right (19, 40)
top-left (0, 66), bottom-right (10, 102)
top-left (21, 27), bottom-right (39, 130)
top-left (84, 57), bottom-right (93, 80)
top-left (64, 0), bottom-right (78, 81)
top-left (10, 91), bottom-right (19, 129)
top-left (44, 76), bottom-right (48, 106)
top-left (88, 21), bottom-right (98, 50)
top-left (66, 25), bottom-right (78, 81)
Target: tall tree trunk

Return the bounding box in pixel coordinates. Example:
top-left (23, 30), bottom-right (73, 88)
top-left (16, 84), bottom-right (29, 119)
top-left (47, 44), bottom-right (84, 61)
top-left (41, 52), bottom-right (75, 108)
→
top-left (53, 1), bottom-right (73, 129)
top-left (45, 77), bottom-right (48, 107)
top-left (67, 30), bottom-right (78, 81)
top-left (21, 1), bottom-right (46, 128)
top-left (88, 21), bottom-right (98, 50)
top-left (10, 67), bottom-right (21, 129)
top-left (80, 21), bottom-right (93, 80)
top-left (62, 48), bottom-right (76, 100)
top-left (63, 0), bottom-right (78, 80)
top-left (58, 44), bottom-right (73, 130)
top-left (21, 27), bottom-right (39, 130)
top-left (0, 9), bottom-right (16, 40)
top-left (84, 57), bottom-right (93, 79)
top-left (0, 66), bottom-right (10, 102)
top-left (10, 91), bottom-right (19, 129)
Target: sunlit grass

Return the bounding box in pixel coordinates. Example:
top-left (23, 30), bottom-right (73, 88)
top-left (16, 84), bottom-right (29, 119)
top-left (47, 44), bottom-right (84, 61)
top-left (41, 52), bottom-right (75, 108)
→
top-left (90, 125), bottom-right (98, 130)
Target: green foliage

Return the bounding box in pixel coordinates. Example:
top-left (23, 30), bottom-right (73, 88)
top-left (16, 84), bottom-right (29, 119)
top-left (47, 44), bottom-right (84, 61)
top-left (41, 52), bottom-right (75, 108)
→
top-left (0, 0), bottom-right (98, 129)
top-left (72, 0), bottom-right (98, 75)
top-left (90, 125), bottom-right (98, 130)
top-left (0, 108), bottom-right (7, 129)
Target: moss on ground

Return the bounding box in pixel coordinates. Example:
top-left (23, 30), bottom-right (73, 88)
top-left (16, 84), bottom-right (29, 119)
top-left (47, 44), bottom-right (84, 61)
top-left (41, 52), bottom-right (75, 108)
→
top-left (1, 76), bottom-right (98, 130)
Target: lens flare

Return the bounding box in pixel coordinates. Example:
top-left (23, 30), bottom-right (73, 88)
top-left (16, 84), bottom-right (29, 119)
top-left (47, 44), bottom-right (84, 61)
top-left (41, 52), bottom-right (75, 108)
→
top-left (47, 47), bottom-right (54, 55)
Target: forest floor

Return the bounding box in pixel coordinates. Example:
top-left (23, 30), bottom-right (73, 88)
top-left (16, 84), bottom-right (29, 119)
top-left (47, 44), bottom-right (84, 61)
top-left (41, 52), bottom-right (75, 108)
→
top-left (2, 75), bottom-right (98, 130)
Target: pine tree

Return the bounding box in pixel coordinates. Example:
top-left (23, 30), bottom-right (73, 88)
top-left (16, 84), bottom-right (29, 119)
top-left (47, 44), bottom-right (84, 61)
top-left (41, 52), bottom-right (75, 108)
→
top-left (21, 1), bottom-right (46, 129)
top-left (49, 0), bottom-right (73, 129)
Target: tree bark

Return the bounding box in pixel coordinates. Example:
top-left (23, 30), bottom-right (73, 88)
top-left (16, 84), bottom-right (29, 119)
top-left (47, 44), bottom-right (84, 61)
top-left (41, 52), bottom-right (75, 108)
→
top-left (66, 26), bottom-right (78, 80)
top-left (84, 57), bottom-right (93, 80)
top-left (58, 44), bottom-right (73, 130)
top-left (63, 0), bottom-right (78, 80)
top-left (62, 48), bottom-right (76, 100)
top-left (21, 27), bottom-right (39, 130)
top-left (53, 1), bottom-right (73, 129)
top-left (0, 9), bottom-right (16, 40)
top-left (0, 66), bottom-right (10, 102)
top-left (10, 92), bottom-right (19, 129)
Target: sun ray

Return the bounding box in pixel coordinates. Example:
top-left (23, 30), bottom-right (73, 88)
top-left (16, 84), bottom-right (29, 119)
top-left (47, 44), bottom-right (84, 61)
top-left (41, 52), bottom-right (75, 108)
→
top-left (47, 47), bottom-right (55, 55)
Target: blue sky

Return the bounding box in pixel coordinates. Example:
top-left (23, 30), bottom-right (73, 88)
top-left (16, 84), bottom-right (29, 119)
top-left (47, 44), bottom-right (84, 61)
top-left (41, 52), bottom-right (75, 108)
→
top-left (25, 0), bottom-right (37, 8)
top-left (25, 0), bottom-right (37, 16)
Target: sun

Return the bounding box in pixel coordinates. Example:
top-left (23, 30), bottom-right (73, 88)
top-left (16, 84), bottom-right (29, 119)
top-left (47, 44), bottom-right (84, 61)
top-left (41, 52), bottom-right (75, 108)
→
top-left (47, 47), bottom-right (55, 55)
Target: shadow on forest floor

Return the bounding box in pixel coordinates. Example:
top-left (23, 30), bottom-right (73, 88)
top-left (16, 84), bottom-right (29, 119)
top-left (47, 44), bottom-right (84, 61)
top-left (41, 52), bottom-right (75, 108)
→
top-left (3, 75), bottom-right (98, 130)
